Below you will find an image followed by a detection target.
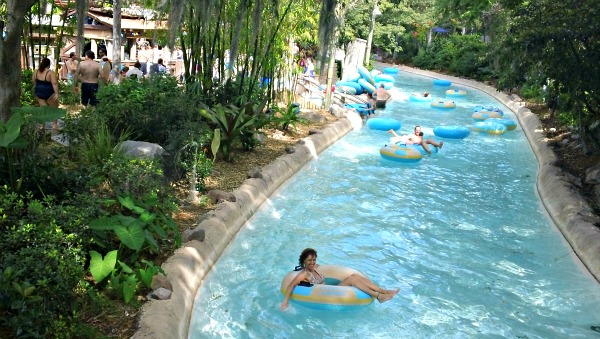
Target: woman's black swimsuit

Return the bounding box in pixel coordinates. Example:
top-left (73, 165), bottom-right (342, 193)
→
top-left (34, 70), bottom-right (54, 100)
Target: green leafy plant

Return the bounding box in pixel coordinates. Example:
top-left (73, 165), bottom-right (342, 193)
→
top-left (137, 259), bottom-right (164, 289)
top-left (89, 250), bottom-right (118, 283)
top-left (200, 103), bottom-right (260, 162)
top-left (77, 122), bottom-right (130, 168)
top-left (0, 216), bottom-right (86, 336)
top-left (270, 103), bottom-right (307, 131)
top-left (20, 68), bottom-right (35, 107)
top-left (0, 106), bottom-right (66, 192)
top-left (89, 193), bottom-right (181, 256)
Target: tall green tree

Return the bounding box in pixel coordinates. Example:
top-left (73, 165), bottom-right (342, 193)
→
top-left (0, 0), bottom-right (38, 122)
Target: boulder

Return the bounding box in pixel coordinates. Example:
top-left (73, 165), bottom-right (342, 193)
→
top-left (585, 165), bottom-right (600, 184)
top-left (149, 287), bottom-right (172, 300)
top-left (247, 167), bottom-right (263, 179)
top-left (151, 274), bottom-right (173, 291)
top-left (183, 227), bottom-right (206, 242)
top-left (207, 189), bottom-right (236, 204)
top-left (117, 140), bottom-right (166, 159)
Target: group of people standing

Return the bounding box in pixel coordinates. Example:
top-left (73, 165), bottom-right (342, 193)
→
top-left (36, 45), bottom-right (173, 113)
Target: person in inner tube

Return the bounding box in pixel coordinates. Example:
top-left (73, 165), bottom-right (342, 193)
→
top-left (281, 248), bottom-right (400, 310)
top-left (387, 125), bottom-right (443, 154)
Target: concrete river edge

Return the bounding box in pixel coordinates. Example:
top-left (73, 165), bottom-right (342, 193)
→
top-left (131, 64), bottom-right (600, 338)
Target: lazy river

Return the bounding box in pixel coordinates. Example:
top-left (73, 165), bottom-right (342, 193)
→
top-left (188, 71), bottom-right (600, 338)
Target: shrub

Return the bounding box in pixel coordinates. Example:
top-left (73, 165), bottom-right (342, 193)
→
top-left (412, 34), bottom-right (490, 80)
top-left (20, 69), bottom-right (35, 107)
top-left (94, 76), bottom-right (207, 156)
top-left (200, 103), bottom-right (265, 161)
top-left (0, 190), bottom-right (87, 337)
top-left (103, 155), bottom-right (167, 198)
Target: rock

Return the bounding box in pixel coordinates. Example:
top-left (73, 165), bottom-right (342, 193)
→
top-left (151, 274), bottom-right (173, 290)
top-left (117, 140), bottom-right (166, 159)
top-left (509, 94), bottom-right (522, 102)
top-left (207, 189), bottom-right (236, 204)
top-left (183, 227), bottom-right (205, 242)
top-left (247, 167), bottom-right (263, 179)
top-left (308, 129), bottom-right (322, 135)
top-left (254, 132), bottom-right (267, 143)
top-left (585, 165), bottom-right (600, 184)
top-left (299, 111), bottom-right (327, 123)
top-left (285, 146), bottom-right (296, 154)
top-left (149, 287), bottom-right (172, 300)
top-left (562, 172), bottom-right (582, 187)
top-left (330, 104), bottom-right (344, 117)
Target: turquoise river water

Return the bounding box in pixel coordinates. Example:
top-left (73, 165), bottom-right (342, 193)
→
top-left (188, 71), bottom-right (600, 338)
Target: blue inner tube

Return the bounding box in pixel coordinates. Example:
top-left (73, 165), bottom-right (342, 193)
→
top-left (374, 74), bottom-right (394, 83)
top-left (410, 93), bottom-right (433, 102)
top-left (487, 118), bottom-right (517, 131)
top-left (433, 79), bottom-right (452, 86)
top-left (346, 73), bottom-right (361, 82)
top-left (380, 144), bottom-right (422, 163)
top-left (473, 121), bottom-right (507, 135)
top-left (344, 103), bottom-right (369, 115)
top-left (336, 81), bottom-right (363, 95)
top-left (473, 105), bottom-right (503, 114)
top-left (433, 126), bottom-right (471, 139)
top-left (383, 67), bottom-right (399, 74)
top-left (367, 118), bottom-right (401, 131)
top-left (358, 78), bottom-right (376, 94)
top-left (402, 143), bottom-right (439, 156)
top-left (358, 66), bottom-right (376, 86)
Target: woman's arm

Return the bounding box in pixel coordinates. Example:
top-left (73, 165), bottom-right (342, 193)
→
top-left (281, 271), bottom-right (307, 310)
top-left (50, 71), bottom-right (59, 102)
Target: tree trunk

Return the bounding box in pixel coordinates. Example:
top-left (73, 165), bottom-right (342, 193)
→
top-left (0, 0), bottom-right (38, 122)
top-left (112, 0), bottom-right (122, 81)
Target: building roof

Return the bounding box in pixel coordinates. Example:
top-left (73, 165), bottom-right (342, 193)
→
top-left (87, 12), bottom-right (167, 31)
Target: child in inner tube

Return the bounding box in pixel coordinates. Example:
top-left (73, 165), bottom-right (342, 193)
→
top-left (387, 125), bottom-right (443, 154)
top-left (281, 248), bottom-right (399, 310)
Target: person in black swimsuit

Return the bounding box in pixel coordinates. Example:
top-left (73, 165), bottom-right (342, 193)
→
top-left (32, 57), bottom-right (60, 129)
top-left (281, 248), bottom-right (400, 310)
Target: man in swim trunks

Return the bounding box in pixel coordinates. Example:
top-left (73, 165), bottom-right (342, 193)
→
top-left (74, 50), bottom-right (107, 106)
top-left (387, 125), bottom-right (443, 154)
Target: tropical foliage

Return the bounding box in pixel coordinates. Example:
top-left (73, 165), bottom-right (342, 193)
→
top-left (2, 0), bottom-right (600, 335)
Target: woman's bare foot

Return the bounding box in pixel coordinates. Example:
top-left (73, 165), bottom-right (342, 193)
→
top-left (387, 129), bottom-right (394, 135)
top-left (439, 141), bottom-right (444, 149)
top-left (377, 291), bottom-right (397, 303)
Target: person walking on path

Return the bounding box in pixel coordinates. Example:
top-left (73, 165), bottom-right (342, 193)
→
top-left (74, 50), bottom-right (107, 106)
top-left (33, 57), bottom-right (60, 129)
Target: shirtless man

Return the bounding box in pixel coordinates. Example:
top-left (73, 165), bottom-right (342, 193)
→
top-left (74, 50), bottom-right (107, 106)
top-left (387, 125), bottom-right (443, 154)
top-left (65, 52), bottom-right (79, 83)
